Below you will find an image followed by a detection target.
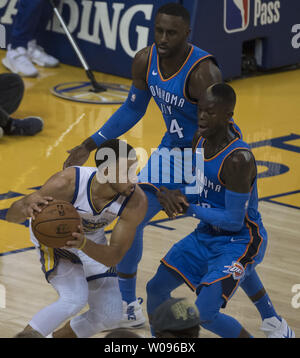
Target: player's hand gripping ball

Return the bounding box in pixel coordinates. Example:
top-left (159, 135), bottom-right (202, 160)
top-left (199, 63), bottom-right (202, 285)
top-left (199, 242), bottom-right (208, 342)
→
top-left (32, 200), bottom-right (81, 248)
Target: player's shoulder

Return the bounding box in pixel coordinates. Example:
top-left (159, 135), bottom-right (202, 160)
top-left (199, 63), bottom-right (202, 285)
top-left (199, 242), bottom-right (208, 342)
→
top-left (134, 46), bottom-right (152, 62)
top-left (49, 167), bottom-right (77, 189)
top-left (222, 144), bottom-right (256, 188)
top-left (225, 146), bottom-right (255, 172)
top-left (54, 166), bottom-right (77, 182)
top-left (121, 185), bottom-right (148, 219)
top-left (74, 166), bottom-right (96, 176)
top-left (190, 56), bottom-right (220, 80)
top-left (132, 46), bottom-right (152, 77)
top-left (131, 184), bottom-right (148, 207)
top-left (38, 167), bottom-right (77, 201)
top-left (187, 47), bottom-right (222, 99)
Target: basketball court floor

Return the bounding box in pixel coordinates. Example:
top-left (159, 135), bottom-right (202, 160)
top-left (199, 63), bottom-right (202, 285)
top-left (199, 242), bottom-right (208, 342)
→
top-left (0, 49), bottom-right (299, 338)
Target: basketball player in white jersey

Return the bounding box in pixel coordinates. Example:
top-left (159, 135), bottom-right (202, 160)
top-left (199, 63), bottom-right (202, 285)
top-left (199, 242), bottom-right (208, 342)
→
top-left (6, 139), bottom-right (147, 338)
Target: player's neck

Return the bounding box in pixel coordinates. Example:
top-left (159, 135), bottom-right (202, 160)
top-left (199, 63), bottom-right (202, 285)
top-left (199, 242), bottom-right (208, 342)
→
top-left (91, 176), bottom-right (118, 202)
top-left (204, 127), bottom-right (235, 158)
top-left (159, 43), bottom-right (190, 77)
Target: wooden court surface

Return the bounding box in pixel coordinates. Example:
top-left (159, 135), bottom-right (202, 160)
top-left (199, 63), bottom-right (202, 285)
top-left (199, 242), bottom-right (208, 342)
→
top-left (0, 49), bottom-right (299, 338)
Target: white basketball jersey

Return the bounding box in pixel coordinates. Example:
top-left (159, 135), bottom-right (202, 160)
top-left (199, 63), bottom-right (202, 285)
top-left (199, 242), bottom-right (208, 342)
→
top-left (29, 166), bottom-right (134, 281)
top-left (30, 166), bottom-right (133, 248)
top-left (71, 166), bottom-right (132, 243)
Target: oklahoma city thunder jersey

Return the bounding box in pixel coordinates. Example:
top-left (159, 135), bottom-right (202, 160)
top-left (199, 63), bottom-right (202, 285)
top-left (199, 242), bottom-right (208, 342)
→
top-left (162, 136), bottom-right (267, 301)
top-left (196, 136), bottom-right (263, 232)
top-left (146, 43), bottom-right (214, 148)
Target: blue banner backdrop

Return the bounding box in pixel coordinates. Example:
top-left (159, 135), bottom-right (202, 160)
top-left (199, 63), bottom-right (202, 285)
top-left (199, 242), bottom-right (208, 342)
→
top-left (0, 0), bottom-right (299, 80)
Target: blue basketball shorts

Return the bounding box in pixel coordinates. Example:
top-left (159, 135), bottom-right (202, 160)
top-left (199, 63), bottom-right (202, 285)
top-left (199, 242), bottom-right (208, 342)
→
top-left (161, 221), bottom-right (268, 307)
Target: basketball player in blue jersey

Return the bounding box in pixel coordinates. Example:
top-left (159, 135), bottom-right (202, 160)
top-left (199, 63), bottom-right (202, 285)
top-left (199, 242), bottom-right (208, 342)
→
top-left (147, 83), bottom-right (295, 338)
top-left (6, 139), bottom-right (147, 338)
top-left (62, 3), bottom-right (288, 333)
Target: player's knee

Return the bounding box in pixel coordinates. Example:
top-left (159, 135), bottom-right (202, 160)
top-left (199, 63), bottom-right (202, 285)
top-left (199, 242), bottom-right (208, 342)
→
top-left (146, 265), bottom-right (178, 301)
top-left (196, 283), bottom-right (224, 325)
top-left (58, 290), bottom-right (88, 317)
top-left (88, 278), bottom-right (123, 332)
top-left (196, 295), bottom-right (220, 325)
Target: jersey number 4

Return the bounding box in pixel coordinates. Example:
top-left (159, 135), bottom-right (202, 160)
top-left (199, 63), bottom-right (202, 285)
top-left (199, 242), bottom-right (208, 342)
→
top-left (170, 119), bottom-right (184, 138)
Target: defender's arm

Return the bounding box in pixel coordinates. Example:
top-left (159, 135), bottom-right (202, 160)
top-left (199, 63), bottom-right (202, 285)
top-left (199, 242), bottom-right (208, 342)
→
top-left (63, 47), bottom-right (152, 169)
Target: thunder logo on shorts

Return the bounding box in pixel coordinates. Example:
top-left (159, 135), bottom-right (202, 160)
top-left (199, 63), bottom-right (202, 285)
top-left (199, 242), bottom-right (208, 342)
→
top-left (224, 0), bottom-right (250, 33)
top-left (223, 261), bottom-right (245, 280)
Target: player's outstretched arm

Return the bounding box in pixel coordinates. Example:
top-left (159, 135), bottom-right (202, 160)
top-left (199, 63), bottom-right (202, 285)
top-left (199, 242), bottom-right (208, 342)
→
top-left (65, 186), bottom-right (147, 267)
top-left (6, 168), bottom-right (76, 223)
top-left (186, 150), bottom-right (257, 231)
top-left (63, 47), bottom-right (152, 169)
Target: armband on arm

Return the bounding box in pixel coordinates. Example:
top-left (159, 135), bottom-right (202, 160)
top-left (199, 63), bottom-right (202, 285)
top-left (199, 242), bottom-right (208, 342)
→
top-left (90, 85), bottom-right (151, 146)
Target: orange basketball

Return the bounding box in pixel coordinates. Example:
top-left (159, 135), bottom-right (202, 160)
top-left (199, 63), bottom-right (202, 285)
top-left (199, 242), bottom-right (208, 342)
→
top-left (31, 200), bottom-right (81, 248)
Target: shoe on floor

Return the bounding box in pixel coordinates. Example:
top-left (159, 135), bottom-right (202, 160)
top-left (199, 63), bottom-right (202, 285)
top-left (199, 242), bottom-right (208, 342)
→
top-left (27, 40), bottom-right (59, 68)
top-left (2, 45), bottom-right (38, 77)
top-left (261, 317), bottom-right (295, 338)
top-left (119, 298), bottom-right (146, 329)
top-left (9, 117), bottom-right (43, 136)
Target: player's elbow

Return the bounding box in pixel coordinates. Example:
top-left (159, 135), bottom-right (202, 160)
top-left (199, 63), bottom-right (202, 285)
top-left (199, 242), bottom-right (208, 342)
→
top-left (5, 215), bottom-right (24, 224)
top-left (106, 249), bottom-right (124, 267)
top-left (106, 257), bottom-right (120, 267)
top-left (5, 204), bottom-right (24, 223)
top-left (5, 210), bottom-right (15, 223)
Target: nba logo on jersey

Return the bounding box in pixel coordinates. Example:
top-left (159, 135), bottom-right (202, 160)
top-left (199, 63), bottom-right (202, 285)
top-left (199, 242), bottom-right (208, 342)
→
top-left (224, 0), bottom-right (250, 33)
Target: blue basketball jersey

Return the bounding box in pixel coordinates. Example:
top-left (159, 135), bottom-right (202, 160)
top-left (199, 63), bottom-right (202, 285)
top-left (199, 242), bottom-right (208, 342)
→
top-left (196, 136), bottom-right (263, 230)
top-left (162, 135), bottom-right (268, 301)
top-left (146, 44), bottom-right (214, 148)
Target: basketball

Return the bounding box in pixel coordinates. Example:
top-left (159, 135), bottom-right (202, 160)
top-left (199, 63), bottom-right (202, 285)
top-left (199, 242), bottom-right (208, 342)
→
top-left (31, 200), bottom-right (81, 248)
